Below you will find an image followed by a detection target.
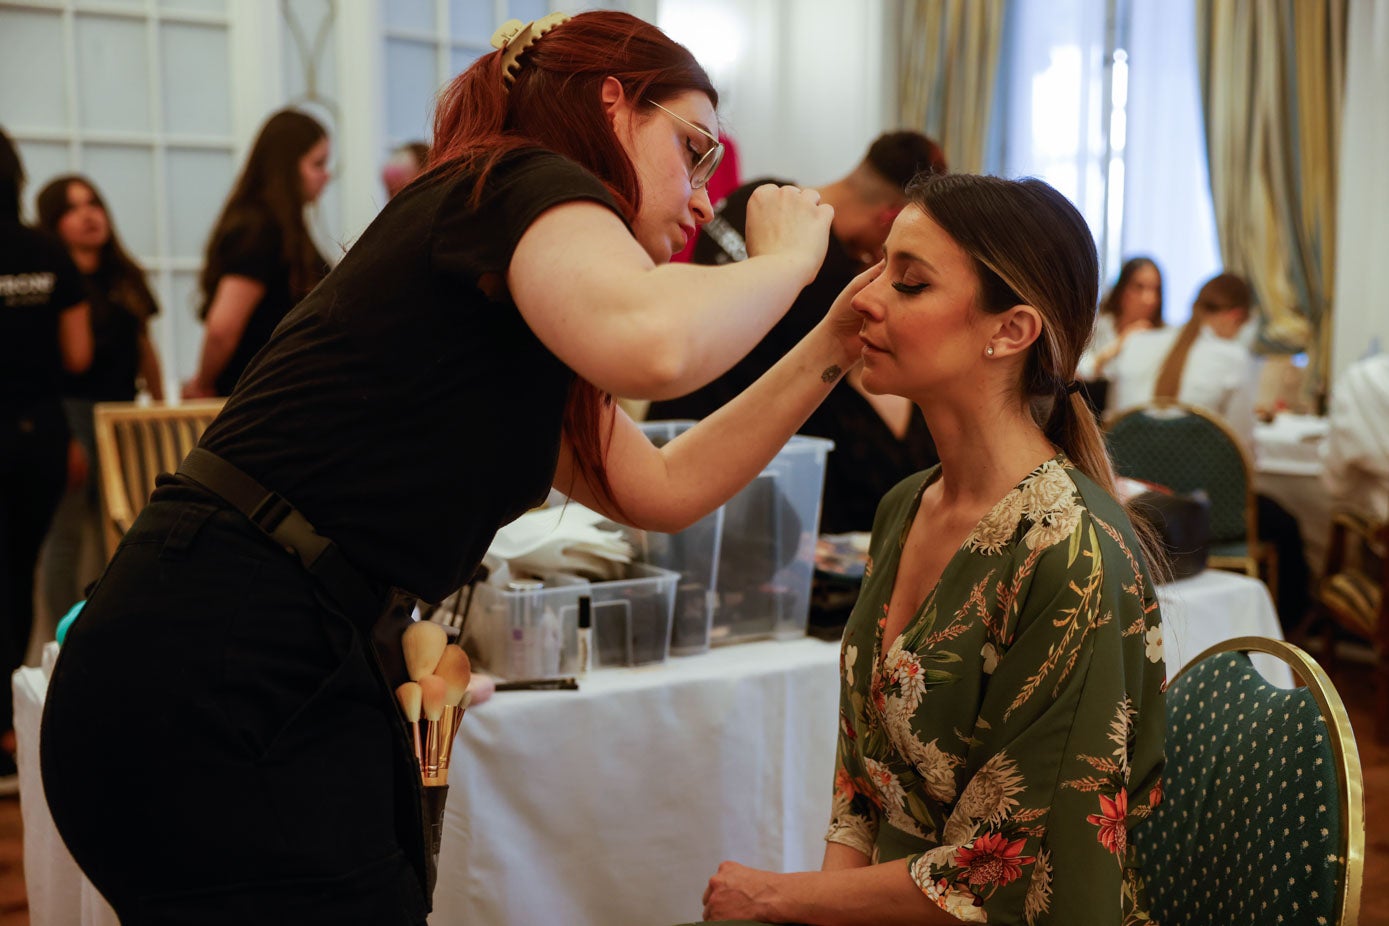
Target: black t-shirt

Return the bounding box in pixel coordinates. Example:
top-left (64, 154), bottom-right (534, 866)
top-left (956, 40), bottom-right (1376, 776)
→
top-left (0, 220), bottom-right (87, 407)
top-left (63, 265), bottom-right (157, 402)
top-left (198, 149), bottom-right (624, 602)
top-left (650, 179), bottom-right (939, 533)
top-left (207, 204), bottom-right (328, 396)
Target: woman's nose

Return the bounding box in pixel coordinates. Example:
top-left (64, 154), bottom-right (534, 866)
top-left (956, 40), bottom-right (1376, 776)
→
top-left (690, 187), bottom-right (713, 225)
top-left (851, 275), bottom-right (887, 317)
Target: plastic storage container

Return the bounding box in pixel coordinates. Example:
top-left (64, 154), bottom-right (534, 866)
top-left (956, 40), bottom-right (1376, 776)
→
top-left (462, 564), bottom-right (678, 677)
top-left (639, 421), bottom-right (833, 646)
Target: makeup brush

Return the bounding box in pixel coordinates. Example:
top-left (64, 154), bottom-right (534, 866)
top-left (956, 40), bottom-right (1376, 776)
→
top-left (435, 644), bottom-right (472, 742)
top-left (419, 674), bottom-right (448, 786)
top-left (403, 620), bottom-right (448, 681)
top-left (395, 681), bottom-right (424, 769)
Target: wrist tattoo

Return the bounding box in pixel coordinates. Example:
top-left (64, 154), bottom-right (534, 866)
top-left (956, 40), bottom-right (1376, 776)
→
top-left (821, 364), bottom-right (843, 384)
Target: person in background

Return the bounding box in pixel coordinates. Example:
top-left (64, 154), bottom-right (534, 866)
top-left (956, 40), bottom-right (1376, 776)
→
top-left (1077, 256), bottom-right (1164, 413)
top-left (0, 128), bottom-right (91, 794)
top-left (183, 108), bottom-right (330, 398)
top-left (1108, 272), bottom-right (1308, 630)
top-left (650, 131), bottom-right (947, 534)
top-left (696, 171), bottom-right (1165, 925)
top-left (35, 174), bottom-right (164, 623)
top-left (1323, 352), bottom-right (1389, 524)
top-left (42, 12), bottom-right (865, 921)
top-left (382, 140), bottom-right (430, 199)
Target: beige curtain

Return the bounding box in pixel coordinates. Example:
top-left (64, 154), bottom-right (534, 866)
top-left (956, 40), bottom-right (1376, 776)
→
top-left (897, 0), bottom-right (1006, 174)
top-left (1196, 0), bottom-right (1346, 389)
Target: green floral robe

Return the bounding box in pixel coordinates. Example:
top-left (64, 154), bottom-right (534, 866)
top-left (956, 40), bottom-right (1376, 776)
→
top-left (827, 457), bottom-right (1165, 925)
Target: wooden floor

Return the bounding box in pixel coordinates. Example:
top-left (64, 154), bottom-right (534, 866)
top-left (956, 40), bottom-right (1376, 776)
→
top-left (0, 659), bottom-right (1385, 926)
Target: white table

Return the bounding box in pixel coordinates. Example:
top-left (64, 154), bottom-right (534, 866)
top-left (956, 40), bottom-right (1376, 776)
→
top-left (1254, 414), bottom-right (1333, 575)
top-left (13, 569), bottom-right (1290, 926)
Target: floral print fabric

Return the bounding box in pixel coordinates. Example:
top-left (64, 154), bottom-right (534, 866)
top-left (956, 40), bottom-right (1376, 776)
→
top-left (827, 457), bottom-right (1165, 924)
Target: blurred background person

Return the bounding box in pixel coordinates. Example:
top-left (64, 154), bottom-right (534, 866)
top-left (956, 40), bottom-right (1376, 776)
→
top-left (35, 174), bottom-right (164, 628)
top-left (381, 140), bottom-right (429, 200)
top-left (1077, 256), bottom-right (1165, 413)
top-left (0, 128), bottom-right (91, 793)
top-left (1324, 351), bottom-right (1389, 524)
top-left (650, 130), bottom-right (947, 535)
top-left (183, 108), bottom-right (331, 398)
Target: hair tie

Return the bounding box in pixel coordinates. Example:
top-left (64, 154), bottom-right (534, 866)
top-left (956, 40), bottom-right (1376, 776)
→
top-left (490, 12), bottom-right (570, 89)
top-left (1064, 380), bottom-right (1082, 395)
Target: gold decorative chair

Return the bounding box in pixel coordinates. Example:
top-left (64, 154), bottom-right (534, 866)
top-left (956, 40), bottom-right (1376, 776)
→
top-left (1312, 512), bottom-right (1388, 742)
top-left (1105, 400), bottom-right (1277, 593)
top-left (1132, 636), bottom-right (1364, 925)
top-left (92, 399), bottom-right (226, 557)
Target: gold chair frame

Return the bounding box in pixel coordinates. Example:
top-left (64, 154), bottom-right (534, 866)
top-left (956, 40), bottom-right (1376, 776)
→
top-left (1173, 635), bottom-right (1365, 925)
top-left (92, 399), bottom-right (226, 557)
top-left (1313, 512), bottom-right (1388, 742)
top-left (1105, 399), bottom-right (1276, 592)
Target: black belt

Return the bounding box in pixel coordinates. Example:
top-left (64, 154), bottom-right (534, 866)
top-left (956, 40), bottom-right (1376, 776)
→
top-left (176, 448), bottom-right (384, 625)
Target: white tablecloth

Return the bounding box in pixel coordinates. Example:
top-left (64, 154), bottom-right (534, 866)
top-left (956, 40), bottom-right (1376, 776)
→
top-left (14, 569), bottom-right (1290, 926)
top-left (1254, 414), bottom-right (1333, 575)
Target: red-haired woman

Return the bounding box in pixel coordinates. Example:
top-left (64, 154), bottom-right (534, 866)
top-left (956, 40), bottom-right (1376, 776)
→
top-left (41, 11), bottom-right (863, 923)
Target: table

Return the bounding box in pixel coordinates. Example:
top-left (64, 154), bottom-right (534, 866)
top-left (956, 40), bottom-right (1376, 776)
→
top-left (12, 568), bottom-right (1291, 926)
top-left (1254, 414), bottom-right (1333, 576)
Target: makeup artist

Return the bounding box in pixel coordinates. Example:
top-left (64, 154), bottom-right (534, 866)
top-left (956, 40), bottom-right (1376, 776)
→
top-left (41, 10), bottom-right (869, 923)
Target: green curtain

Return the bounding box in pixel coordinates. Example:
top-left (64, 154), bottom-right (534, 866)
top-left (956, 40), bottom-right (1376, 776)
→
top-left (1195, 0), bottom-right (1347, 395)
top-left (897, 0), bottom-right (1006, 174)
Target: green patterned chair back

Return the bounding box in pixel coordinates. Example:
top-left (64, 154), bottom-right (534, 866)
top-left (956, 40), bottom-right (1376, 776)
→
top-left (1132, 637), bottom-right (1364, 925)
top-left (1105, 402), bottom-right (1251, 548)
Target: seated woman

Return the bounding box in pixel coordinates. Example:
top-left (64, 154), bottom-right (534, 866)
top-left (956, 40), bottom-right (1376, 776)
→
top-left (1076, 256), bottom-right (1164, 413)
top-left (695, 173), bottom-right (1167, 924)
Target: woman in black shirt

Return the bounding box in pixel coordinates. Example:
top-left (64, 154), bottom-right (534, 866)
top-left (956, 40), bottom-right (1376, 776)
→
top-left (0, 130), bottom-right (90, 792)
top-left (41, 13), bottom-right (866, 922)
top-left (183, 108), bottom-right (330, 397)
top-left (35, 174), bottom-right (164, 619)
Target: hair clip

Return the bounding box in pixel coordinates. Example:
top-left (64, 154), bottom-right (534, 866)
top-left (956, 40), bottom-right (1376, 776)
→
top-left (490, 12), bottom-right (570, 88)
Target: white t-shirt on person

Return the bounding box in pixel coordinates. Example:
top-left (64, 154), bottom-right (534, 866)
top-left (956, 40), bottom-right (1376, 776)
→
top-left (1323, 354), bottom-right (1389, 522)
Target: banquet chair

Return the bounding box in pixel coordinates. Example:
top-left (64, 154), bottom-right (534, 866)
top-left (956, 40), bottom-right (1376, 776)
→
top-left (1131, 636), bottom-right (1364, 926)
top-left (1105, 400), bottom-right (1276, 593)
top-left (1311, 512), bottom-right (1388, 741)
top-left (93, 399), bottom-right (226, 557)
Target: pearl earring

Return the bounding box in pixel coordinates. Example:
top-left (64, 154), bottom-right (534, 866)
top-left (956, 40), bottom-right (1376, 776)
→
top-left (985, 346), bottom-right (995, 357)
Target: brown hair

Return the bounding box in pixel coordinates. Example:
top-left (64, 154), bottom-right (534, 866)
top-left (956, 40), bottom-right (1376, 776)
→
top-left (429, 11), bottom-right (716, 510)
top-left (36, 175), bottom-right (157, 320)
top-left (1152, 272), bottom-right (1252, 400)
top-left (198, 108), bottom-right (327, 320)
top-left (1099, 256), bottom-right (1164, 326)
top-left (906, 172), bottom-right (1169, 579)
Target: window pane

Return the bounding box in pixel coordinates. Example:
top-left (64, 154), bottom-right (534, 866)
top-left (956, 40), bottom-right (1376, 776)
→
top-left (14, 142), bottom-right (72, 222)
top-left (80, 144), bottom-right (158, 259)
top-left (386, 38), bottom-right (440, 143)
top-left (450, 46), bottom-right (482, 80)
top-left (450, 0), bottom-right (495, 44)
top-left (164, 147), bottom-right (235, 260)
top-left (385, 0), bottom-right (435, 33)
top-left (76, 0), bottom-right (143, 10)
top-left (0, 9), bottom-right (67, 131)
top-left (76, 15), bottom-right (152, 133)
top-left (161, 22), bottom-right (233, 137)
top-left (507, 0), bottom-right (549, 24)
top-left (160, 0), bottom-right (228, 14)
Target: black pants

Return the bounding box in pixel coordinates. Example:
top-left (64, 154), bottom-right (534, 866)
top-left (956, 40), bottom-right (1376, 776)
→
top-left (1, 399), bottom-right (68, 734)
top-left (40, 491), bottom-right (428, 925)
top-left (1256, 492), bottom-right (1310, 632)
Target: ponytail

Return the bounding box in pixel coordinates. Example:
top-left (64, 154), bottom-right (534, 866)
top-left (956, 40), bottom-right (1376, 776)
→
top-left (1152, 316), bottom-right (1203, 401)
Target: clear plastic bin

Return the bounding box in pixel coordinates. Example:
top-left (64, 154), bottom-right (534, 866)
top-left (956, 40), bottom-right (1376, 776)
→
top-left (639, 421), bottom-right (833, 646)
top-left (461, 564), bottom-right (678, 677)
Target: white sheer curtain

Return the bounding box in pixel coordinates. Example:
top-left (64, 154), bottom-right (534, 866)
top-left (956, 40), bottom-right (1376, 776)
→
top-left (994, 0), bottom-right (1221, 324)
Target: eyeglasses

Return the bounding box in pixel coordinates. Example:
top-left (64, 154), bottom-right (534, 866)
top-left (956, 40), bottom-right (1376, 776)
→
top-left (647, 100), bottom-right (725, 190)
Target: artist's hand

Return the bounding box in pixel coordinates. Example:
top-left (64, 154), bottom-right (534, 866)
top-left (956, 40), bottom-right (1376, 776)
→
top-left (743, 183), bottom-right (833, 286)
top-left (702, 860), bottom-right (786, 922)
top-left (822, 260), bottom-right (883, 365)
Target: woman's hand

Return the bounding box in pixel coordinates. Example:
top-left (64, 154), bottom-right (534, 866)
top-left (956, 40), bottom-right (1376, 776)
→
top-left (702, 860), bottom-right (785, 922)
top-left (821, 259), bottom-right (883, 364)
top-left (743, 183), bottom-right (834, 286)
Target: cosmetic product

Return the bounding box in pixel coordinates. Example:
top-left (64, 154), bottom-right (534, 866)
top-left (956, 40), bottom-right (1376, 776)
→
top-left (506, 578), bottom-right (544, 679)
top-left (576, 595), bottom-right (593, 675)
top-left (493, 677), bottom-right (579, 691)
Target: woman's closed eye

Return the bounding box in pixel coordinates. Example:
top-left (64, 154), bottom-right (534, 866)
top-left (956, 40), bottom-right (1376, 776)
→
top-left (684, 138), bottom-right (703, 168)
top-left (892, 280), bottom-right (928, 295)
